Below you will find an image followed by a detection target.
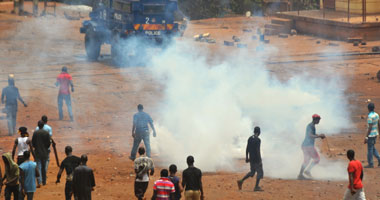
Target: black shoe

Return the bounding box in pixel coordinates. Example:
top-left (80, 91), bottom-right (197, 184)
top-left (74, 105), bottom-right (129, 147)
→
top-left (129, 156), bottom-right (135, 161)
top-left (237, 180), bottom-right (243, 190)
top-left (364, 165), bottom-right (374, 168)
top-left (254, 186), bottom-right (264, 192)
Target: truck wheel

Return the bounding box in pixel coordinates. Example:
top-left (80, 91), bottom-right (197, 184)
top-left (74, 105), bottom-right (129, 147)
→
top-left (85, 29), bottom-right (101, 61)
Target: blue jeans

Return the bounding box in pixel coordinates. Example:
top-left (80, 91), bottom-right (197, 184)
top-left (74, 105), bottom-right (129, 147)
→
top-left (130, 131), bottom-right (151, 159)
top-left (367, 136), bottom-right (380, 166)
top-left (58, 94), bottom-right (73, 120)
top-left (36, 158), bottom-right (48, 185)
top-left (5, 104), bottom-right (17, 136)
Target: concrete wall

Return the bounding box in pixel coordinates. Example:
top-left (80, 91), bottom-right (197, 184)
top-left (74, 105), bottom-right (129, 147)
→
top-left (335, 0), bottom-right (380, 14)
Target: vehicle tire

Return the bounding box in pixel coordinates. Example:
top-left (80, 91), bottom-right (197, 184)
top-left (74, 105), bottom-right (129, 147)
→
top-left (85, 28), bottom-right (101, 61)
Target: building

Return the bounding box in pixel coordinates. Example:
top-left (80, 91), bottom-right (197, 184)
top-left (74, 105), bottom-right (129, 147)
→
top-left (322, 0), bottom-right (380, 14)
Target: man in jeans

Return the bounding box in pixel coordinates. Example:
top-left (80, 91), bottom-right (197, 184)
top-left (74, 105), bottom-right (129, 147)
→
top-left (19, 151), bottom-right (40, 200)
top-left (56, 146), bottom-right (81, 200)
top-left (129, 104), bottom-right (156, 161)
top-left (364, 102), bottom-right (380, 168)
top-left (134, 147), bottom-right (154, 200)
top-left (1, 74), bottom-right (27, 135)
top-left (35, 115), bottom-right (54, 180)
top-left (182, 156), bottom-right (204, 200)
top-left (56, 66), bottom-right (74, 121)
top-left (32, 120), bottom-right (51, 187)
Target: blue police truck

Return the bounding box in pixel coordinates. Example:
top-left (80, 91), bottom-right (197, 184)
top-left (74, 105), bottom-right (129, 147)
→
top-left (80, 0), bottom-right (181, 62)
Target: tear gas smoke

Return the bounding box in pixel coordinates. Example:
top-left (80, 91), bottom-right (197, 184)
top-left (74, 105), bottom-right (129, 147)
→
top-left (148, 39), bottom-right (350, 180)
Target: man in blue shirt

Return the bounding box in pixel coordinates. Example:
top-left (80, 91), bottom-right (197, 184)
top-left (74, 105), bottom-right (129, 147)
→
top-left (1, 75), bottom-right (27, 136)
top-left (19, 151), bottom-right (40, 200)
top-left (298, 114), bottom-right (325, 180)
top-left (129, 104), bottom-right (156, 161)
top-left (364, 103), bottom-right (380, 168)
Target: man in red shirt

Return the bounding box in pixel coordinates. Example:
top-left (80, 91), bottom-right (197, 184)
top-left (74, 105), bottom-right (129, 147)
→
top-left (152, 169), bottom-right (175, 200)
top-left (343, 149), bottom-right (366, 200)
top-left (56, 66), bottom-right (74, 121)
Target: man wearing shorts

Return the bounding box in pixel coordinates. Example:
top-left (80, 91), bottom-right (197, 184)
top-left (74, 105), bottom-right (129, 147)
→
top-left (298, 114), bottom-right (325, 180)
top-left (237, 126), bottom-right (264, 191)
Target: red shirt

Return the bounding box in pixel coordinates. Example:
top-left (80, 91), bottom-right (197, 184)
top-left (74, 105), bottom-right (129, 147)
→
top-left (347, 160), bottom-right (363, 189)
top-left (57, 72), bottom-right (72, 95)
top-left (153, 177), bottom-right (175, 200)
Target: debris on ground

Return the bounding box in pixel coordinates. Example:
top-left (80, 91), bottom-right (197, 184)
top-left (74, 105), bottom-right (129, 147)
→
top-left (232, 36), bottom-right (241, 42)
top-left (243, 28), bottom-right (252, 32)
top-left (237, 43), bottom-right (247, 48)
top-left (290, 29), bottom-right (297, 36)
top-left (278, 34), bottom-right (288, 38)
top-left (224, 41), bottom-right (234, 46)
top-left (328, 42), bottom-right (339, 46)
top-left (372, 46), bottom-right (380, 52)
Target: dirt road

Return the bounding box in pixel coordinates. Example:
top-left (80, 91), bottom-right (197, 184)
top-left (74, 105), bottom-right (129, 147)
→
top-left (0, 2), bottom-right (380, 200)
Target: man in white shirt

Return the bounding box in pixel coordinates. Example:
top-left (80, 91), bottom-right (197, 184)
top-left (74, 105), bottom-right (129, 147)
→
top-left (134, 147), bottom-right (154, 200)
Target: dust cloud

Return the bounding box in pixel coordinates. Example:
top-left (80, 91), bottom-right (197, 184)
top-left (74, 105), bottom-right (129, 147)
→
top-left (148, 39), bottom-right (350, 180)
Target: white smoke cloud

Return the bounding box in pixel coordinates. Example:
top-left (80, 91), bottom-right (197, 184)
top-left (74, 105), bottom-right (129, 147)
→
top-left (148, 38), bottom-right (350, 180)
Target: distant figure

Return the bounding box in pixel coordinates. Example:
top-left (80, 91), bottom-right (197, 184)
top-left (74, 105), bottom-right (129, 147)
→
top-left (19, 151), bottom-right (40, 200)
top-left (56, 146), bottom-right (81, 200)
top-left (32, 120), bottom-right (51, 187)
top-left (56, 66), bottom-right (74, 121)
top-left (129, 104), bottom-right (156, 161)
top-left (298, 114), bottom-right (325, 180)
top-left (134, 147), bottom-right (154, 200)
top-left (1, 74), bottom-right (27, 136)
top-left (237, 126), bottom-right (264, 192)
top-left (343, 150), bottom-right (366, 200)
top-left (364, 103), bottom-right (380, 168)
top-left (182, 156), bottom-right (204, 200)
top-left (12, 127), bottom-right (33, 165)
top-left (72, 155), bottom-right (96, 200)
top-left (152, 169), bottom-right (175, 200)
top-left (169, 164), bottom-right (183, 200)
top-left (2, 152), bottom-right (19, 200)
top-left (35, 115), bottom-right (54, 180)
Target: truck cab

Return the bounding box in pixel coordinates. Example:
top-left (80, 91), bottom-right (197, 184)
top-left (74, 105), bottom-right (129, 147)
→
top-left (80, 0), bottom-right (182, 63)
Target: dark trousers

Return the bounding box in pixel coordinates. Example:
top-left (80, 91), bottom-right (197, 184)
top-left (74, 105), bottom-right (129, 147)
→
top-left (65, 181), bottom-right (73, 200)
top-left (74, 192), bottom-right (91, 200)
top-left (20, 192), bottom-right (34, 200)
top-left (58, 94), bottom-right (73, 120)
top-left (4, 184), bottom-right (19, 200)
top-left (5, 105), bottom-right (17, 136)
top-left (134, 181), bottom-right (149, 200)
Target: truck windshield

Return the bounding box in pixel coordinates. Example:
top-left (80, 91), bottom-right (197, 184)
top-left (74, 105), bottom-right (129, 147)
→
top-left (113, 1), bottom-right (131, 13)
top-left (143, 4), bottom-right (165, 14)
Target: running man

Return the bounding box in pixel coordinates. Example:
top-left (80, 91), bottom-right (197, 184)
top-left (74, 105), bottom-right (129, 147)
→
top-left (19, 151), bottom-right (40, 200)
top-left (56, 146), bottom-right (81, 200)
top-left (343, 149), bottom-right (366, 200)
top-left (56, 66), bottom-right (74, 121)
top-left (134, 147), bottom-right (154, 200)
top-left (72, 155), bottom-right (96, 200)
top-left (298, 114), bottom-right (325, 180)
top-left (130, 104), bottom-right (156, 161)
top-left (364, 103), bottom-right (380, 168)
top-left (1, 74), bottom-right (27, 135)
top-left (237, 126), bottom-right (264, 191)
top-left (12, 127), bottom-right (34, 165)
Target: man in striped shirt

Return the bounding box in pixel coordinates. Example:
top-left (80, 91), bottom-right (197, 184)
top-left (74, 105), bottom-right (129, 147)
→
top-left (364, 103), bottom-right (380, 168)
top-left (152, 169), bottom-right (175, 200)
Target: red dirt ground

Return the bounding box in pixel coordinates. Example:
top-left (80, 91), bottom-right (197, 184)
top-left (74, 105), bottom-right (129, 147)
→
top-left (1, 2), bottom-right (380, 200)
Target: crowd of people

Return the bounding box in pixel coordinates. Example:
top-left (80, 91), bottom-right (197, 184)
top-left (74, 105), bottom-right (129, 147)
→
top-left (0, 65), bottom-right (377, 200)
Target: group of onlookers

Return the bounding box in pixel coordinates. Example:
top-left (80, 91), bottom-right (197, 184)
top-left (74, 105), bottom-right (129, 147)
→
top-left (133, 147), bottom-right (204, 200)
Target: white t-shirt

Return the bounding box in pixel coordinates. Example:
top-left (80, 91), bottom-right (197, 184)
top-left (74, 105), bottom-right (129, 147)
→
top-left (134, 156), bottom-right (154, 182)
